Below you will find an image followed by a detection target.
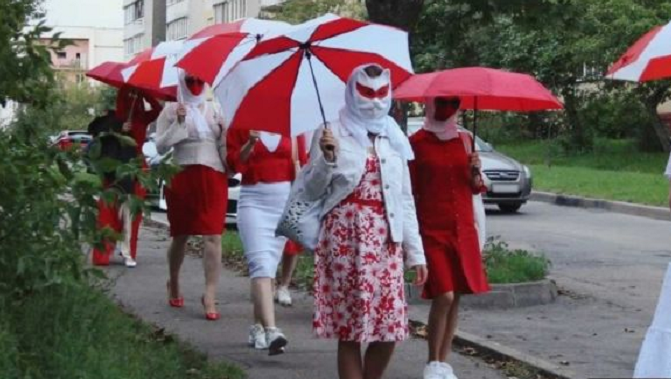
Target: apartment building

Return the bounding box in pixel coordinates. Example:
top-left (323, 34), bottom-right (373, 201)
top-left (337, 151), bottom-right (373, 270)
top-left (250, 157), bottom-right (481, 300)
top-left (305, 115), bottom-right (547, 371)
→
top-left (123, 0), bottom-right (166, 59)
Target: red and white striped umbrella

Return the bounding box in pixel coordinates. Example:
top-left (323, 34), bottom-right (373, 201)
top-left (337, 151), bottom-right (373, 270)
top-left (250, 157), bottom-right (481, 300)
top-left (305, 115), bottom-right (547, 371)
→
top-left (216, 14), bottom-right (414, 137)
top-left (607, 20), bottom-right (671, 82)
top-left (121, 40), bottom-right (184, 99)
top-left (175, 18), bottom-right (290, 86)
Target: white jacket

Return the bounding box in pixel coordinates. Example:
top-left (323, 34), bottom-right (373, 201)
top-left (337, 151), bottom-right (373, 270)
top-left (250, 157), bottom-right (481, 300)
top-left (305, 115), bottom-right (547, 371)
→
top-left (302, 122), bottom-right (426, 268)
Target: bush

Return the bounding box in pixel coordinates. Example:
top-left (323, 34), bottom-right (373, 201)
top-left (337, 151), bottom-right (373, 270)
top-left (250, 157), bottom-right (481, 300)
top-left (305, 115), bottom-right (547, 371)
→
top-left (483, 238), bottom-right (551, 284)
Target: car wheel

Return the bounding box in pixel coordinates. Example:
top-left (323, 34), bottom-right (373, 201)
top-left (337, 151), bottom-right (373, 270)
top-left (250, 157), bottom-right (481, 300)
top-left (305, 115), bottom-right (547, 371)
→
top-left (498, 203), bottom-right (522, 213)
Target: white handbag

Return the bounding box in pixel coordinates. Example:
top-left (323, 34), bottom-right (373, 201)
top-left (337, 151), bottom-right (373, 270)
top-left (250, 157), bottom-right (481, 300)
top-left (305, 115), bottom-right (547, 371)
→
top-left (275, 137), bottom-right (323, 251)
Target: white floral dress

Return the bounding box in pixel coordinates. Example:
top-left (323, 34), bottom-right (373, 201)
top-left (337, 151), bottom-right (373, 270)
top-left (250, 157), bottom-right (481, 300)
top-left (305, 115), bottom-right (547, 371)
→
top-left (313, 155), bottom-right (408, 342)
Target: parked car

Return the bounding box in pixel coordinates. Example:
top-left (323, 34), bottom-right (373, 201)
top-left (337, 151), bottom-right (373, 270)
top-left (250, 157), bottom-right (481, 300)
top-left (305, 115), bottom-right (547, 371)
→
top-left (142, 135), bottom-right (241, 225)
top-left (407, 117), bottom-right (532, 213)
top-left (51, 130), bottom-right (92, 151)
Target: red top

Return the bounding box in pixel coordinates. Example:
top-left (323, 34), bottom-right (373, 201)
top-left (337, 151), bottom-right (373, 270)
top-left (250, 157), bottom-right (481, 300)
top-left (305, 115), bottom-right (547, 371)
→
top-left (115, 87), bottom-right (162, 155)
top-left (226, 130), bottom-right (308, 185)
top-left (409, 129), bottom-right (489, 296)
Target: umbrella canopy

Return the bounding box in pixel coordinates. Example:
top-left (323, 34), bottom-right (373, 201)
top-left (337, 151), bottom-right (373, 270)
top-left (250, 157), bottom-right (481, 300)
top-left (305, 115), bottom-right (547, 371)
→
top-left (86, 61), bottom-right (127, 88)
top-left (176, 18), bottom-right (290, 86)
top-left (120, 41), bottom-right (184, 100)
top-left (394, 67), bottom-right (563, 111)
top-left (607, 21), bottom-right (671, 82)
top-left (216, 13), bottom-right (414, 137)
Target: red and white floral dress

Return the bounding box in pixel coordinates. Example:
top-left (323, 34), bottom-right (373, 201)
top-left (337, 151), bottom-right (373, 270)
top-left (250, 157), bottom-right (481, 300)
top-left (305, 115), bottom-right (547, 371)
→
top-left (313, 155), bottom-right (408, 343)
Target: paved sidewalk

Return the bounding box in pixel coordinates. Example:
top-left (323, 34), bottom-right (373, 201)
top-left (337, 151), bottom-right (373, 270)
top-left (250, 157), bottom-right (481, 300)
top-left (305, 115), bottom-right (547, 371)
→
top-left (107, 223), bottom-right (507, 379)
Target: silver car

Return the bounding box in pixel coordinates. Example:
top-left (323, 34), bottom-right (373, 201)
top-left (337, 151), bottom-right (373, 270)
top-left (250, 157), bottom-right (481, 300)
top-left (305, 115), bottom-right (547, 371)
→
top-left (407, 118), bottom-right (532, 213)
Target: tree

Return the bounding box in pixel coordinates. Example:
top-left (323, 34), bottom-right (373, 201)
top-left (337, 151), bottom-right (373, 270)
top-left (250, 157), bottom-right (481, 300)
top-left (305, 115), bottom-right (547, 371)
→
top-left (0, 0), bottom-right (64, 109)
top-left (263, 0), bottom-right (366, 23)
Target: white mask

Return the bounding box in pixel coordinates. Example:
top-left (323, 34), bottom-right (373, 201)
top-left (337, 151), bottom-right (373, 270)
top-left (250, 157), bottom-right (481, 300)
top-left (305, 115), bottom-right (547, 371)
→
top-left (351, 68), bottom-right (392, 120)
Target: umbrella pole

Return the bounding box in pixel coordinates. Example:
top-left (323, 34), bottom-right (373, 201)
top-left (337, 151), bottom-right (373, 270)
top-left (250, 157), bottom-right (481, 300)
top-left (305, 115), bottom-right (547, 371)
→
top-left (472, 97), bottom-right (478, 152)
top-left (305, 49), bottom-right (333, 151)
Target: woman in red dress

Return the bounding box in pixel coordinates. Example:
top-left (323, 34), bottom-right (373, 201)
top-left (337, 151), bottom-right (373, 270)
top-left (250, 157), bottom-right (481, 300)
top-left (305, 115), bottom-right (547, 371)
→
top-left (409, 97), bottom-right (490, 379)
top-left (91, 88), bottom-right (161, 267)
top-left (155, 72), bottom-right (228, 321)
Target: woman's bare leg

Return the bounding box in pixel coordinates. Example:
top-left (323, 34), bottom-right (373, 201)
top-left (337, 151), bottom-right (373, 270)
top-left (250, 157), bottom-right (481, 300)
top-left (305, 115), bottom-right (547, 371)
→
top-left (202, 234), bottom-right (222, 313)
top-left (363, 341), bottom-right (396, 379)
top-left (338, 341), bottom-right (364, 379)
top-left (167, 235), bottom-right (189, 298)
top-left (427, 292), bottom-right (456, 362)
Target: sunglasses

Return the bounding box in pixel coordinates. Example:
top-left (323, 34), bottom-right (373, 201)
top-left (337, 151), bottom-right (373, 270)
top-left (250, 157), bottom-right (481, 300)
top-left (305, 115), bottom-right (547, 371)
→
top-left (185, 77), bottom-right (204, 85)
top-left (435, 97), bottom-right (461, 108)
top-left (356, 83), bottom-right (390, 99)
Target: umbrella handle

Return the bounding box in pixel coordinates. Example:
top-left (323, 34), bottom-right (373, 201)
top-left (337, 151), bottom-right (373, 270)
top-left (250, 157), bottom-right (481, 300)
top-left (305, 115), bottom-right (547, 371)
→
top-left (305, 50), bottom-right (334, 152)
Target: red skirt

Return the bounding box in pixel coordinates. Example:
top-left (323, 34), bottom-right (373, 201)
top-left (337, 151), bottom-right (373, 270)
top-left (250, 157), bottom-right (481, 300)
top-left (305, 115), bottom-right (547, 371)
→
top-left (165, 165), bottom-right (228, 236)
top-left (284, 240), bottom-right (303, 256)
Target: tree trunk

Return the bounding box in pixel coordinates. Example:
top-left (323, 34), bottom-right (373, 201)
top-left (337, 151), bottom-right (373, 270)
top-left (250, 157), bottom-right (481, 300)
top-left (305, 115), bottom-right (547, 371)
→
top-left (365, 0), bottom-right (425, 131)
top-left (365, 0), bottom-right (425, 30)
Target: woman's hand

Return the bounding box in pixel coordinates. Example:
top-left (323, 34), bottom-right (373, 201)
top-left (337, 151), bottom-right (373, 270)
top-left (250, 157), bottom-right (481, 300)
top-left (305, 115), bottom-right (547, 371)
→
top-left (176, 104), bottom-right (187, 124)
top-left (319, 127), bottom-right (338, 163)
top-left (412, 265), bottom-right (428, 286)
top-left (249, 130), bottom-right (260, 144)
top-left (122, 121), bottom-right (132, 133)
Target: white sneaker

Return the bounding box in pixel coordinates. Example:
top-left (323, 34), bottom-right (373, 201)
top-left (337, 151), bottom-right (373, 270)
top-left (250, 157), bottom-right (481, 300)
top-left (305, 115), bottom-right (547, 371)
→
top-left (248, 324), bottom-right (267, 349)
top-left (123, 257), bottom-right (137, 268)
top-left (423, 361), bottom-right (448, 379)
top-left (441, 362), bottom-right (458, 379)
top-left (265, 327), bottom-right (288, 356)
top-left (276, 285), bottom-right (292, 307)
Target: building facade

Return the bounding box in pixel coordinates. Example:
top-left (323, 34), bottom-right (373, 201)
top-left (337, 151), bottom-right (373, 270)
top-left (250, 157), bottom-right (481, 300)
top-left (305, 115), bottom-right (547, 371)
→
top-left (40, 26), bottom-right (124, 85)
top-left (123, 0), bottom-right (166, 59)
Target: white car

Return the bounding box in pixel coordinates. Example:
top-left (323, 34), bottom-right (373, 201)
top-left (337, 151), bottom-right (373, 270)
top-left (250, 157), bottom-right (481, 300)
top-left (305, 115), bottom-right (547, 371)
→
top-left (142, 135), bottom-right (241, 225)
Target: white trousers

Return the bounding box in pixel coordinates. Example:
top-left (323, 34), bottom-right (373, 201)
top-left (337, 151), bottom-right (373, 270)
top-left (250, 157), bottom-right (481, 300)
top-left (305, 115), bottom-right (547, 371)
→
top-left (237, 182), bottom-right (291, 279)
top-left (634, 262), bottom-right (671, 378)
top-left (117, 200), bottom-right (133, 260)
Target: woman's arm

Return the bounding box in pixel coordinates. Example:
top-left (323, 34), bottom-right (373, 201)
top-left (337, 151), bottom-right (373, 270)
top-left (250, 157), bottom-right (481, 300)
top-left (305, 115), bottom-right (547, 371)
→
top-left (155, 105), bottom-right (188, 155)
top-left (400, 161), bottom-right (426, 269)
top-left (301, 126), bottom-right (336, 201)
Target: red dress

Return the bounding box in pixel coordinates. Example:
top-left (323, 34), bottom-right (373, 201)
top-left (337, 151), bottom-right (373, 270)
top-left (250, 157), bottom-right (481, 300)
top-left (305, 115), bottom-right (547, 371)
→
top-left (313, 156), bottom-right (408, 342)
top-left (409, 130), bottom-right (489, 298)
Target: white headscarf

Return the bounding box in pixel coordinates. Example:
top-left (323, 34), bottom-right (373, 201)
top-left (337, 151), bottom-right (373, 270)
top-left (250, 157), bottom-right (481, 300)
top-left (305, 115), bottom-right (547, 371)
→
top-left (177, 69), bottom-right (211, 139)
top-left (339, 64), bottom-right (414, 161)
top-left (423, 97), bottom-right (460, 141)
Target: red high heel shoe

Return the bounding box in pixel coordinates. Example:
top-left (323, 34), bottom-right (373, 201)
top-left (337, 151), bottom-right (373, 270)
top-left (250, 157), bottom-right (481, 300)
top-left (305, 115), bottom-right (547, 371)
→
top-left (201, 296), bottom-right (220, 321)
top-left (166, 281), bottom-right (184, 308)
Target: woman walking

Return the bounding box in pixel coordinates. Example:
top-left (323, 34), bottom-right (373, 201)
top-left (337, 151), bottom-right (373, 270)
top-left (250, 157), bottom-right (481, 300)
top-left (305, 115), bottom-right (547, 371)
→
top-left (226, 129), bottom-right (308, 355)
top-left (409, 97), bottom-right (490, 379)
top-left (155, 71), bottom-right (228, 321)
top-left (92, 88), bottom-right (161, 267)
top-left (302, 64), bottom-right (427, 379)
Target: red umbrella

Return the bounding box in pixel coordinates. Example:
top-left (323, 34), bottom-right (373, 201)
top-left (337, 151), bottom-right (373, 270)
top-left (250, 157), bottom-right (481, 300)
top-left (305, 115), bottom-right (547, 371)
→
top-left (606, 21), bottom-right (671, 82)
top-left (217, 13), bottom-right (414, 137)
top-left (394, 67), bottom-right (563, 149)
top-left (86, 61), bottom-right (126, 88)
top-left (176, 18), bottom-right (290, 86)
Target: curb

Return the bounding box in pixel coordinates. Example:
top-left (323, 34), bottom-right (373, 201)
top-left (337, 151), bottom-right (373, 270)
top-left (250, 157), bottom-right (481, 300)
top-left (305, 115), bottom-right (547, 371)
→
top-left (405, 280), bottom-right (558, 309)
top-left (531, 191), bottom-right (670, 221)
top-left (453, 330), bottom-right (578, 379)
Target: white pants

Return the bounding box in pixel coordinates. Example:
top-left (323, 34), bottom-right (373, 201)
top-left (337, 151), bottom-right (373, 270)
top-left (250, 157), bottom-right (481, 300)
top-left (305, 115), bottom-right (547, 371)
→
top-left (237, 182), bottom-right (291, 279)
top-left (634, 262), bottom-right (671, 378)
top-left (117, 200), bottom-right (133, 260)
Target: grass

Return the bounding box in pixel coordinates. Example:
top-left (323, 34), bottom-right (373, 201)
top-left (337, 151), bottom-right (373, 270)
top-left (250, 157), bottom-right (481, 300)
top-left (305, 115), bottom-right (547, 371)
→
top-left (0, 285), bottom-right (245, 379)
top-left (497, 139), bottom-right (669, 206)
top-left (483, 239), bottom-right (551, 284)
top-left (222, 232), bottom-right (548, 286)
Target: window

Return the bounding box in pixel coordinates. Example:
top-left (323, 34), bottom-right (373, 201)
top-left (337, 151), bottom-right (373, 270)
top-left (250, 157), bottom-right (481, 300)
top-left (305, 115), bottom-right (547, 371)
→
top-left (167, 17), bottom-right (188, 40)
top-left (57, 52), bottom-right (66, 59)
top-left (214, 0), bottom-right (246, 24)
top-left (167, 0), bottom-right (184, 5)
top-left (124, 0), bottom-right (145, 24)
top-left (124, 35), bottom-right (144, 56)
